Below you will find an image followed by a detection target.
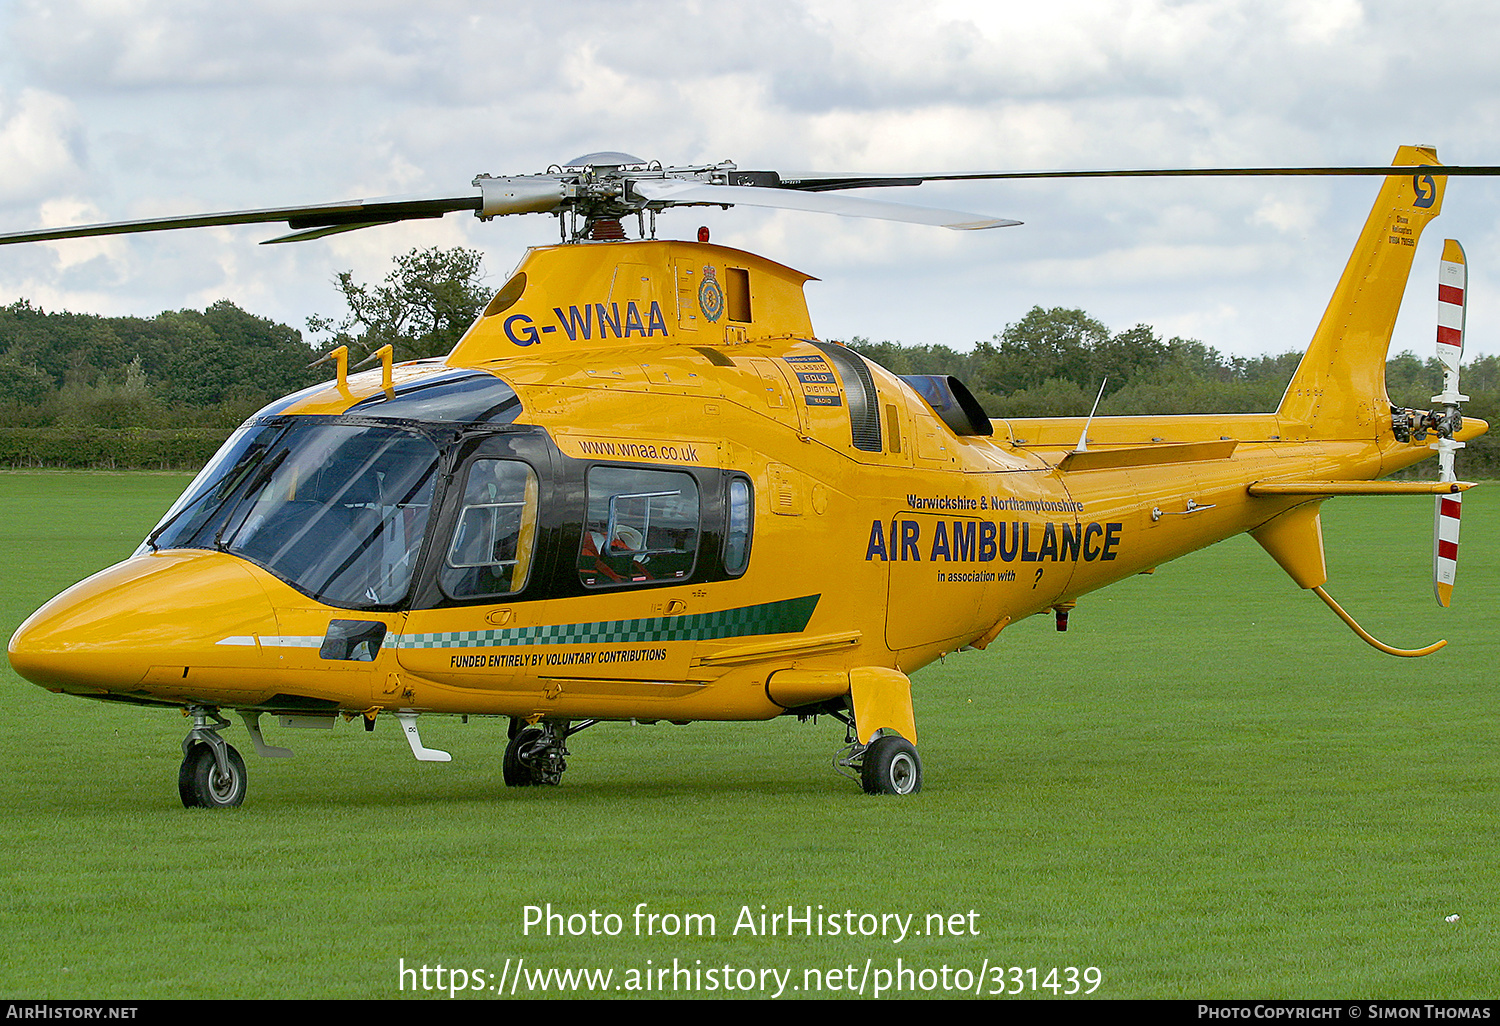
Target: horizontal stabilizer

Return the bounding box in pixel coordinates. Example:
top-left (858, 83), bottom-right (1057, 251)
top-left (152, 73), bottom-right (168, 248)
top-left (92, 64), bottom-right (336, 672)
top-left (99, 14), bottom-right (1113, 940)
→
top-left (1249, 480), bottom-right (1474, 496)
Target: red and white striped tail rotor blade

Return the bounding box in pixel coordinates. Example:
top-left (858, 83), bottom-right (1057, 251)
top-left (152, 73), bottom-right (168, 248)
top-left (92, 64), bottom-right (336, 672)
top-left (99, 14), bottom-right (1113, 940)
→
top-left (1436, 240), bottom-right (1467, 400)
top-left (1433, 239), bottom-right (1467, 607)
top-left (1434, 492), bottom-right (1462, 607)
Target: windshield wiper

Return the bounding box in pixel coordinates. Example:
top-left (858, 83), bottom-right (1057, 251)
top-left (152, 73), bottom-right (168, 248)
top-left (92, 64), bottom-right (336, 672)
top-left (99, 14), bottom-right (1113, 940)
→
top-left (213, 448), bottom-right (291, 551)
top-left (146, 443), bottom-right (272, 551)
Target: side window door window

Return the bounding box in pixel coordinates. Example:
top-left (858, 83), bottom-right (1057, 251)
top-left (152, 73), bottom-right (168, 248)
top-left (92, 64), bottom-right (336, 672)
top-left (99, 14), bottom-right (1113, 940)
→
top-left (441, 459), bottom-right (539, 600)
top-left (577, 467), bottom-right (699, 586)
top-left (724, 476), bottom-right (752, 576)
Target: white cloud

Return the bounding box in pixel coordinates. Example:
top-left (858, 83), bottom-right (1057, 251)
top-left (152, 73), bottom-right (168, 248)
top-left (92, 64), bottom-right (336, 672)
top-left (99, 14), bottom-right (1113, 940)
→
top-left (0, 0), bottom-right (1494, 359)
top-left (1285, 0), bottom-right (1366, 45)
top-left (34, 198), bottom-right (131, 271)
top-left (0, 89), bottom-right (84, 205)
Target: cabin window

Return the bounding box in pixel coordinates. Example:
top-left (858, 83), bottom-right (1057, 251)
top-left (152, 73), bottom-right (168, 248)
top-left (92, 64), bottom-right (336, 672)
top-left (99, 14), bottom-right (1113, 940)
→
top-left (577, 467), bottom-right (699, 587)
top-left (441, 459), bottom-right (539, 600)
top-left (724, 476), bottom-right (753, 576)
top-left (482, 272), bottom-right (527, 318)
top-left (726, 267), bottom-right (752, 322)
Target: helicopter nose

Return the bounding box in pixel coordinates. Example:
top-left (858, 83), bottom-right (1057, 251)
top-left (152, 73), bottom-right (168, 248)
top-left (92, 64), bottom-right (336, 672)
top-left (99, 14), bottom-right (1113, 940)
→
top-left (8, 551), bottom-right (279, 696)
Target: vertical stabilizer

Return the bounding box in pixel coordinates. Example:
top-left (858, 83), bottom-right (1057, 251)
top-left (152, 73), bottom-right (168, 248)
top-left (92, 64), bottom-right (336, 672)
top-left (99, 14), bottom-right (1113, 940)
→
top-left (1279, 146), bottom-right (1445, 433)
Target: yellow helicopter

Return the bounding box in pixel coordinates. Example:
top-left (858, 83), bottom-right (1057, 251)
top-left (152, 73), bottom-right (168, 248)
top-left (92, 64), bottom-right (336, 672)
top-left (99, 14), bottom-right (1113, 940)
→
top-left (4, 145), bottom-right (1490, 806)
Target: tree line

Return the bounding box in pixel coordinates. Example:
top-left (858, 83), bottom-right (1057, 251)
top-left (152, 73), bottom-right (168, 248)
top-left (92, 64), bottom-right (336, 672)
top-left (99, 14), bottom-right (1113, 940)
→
top-left (0, 299), bottom-right (321, 430)
top-left (0, 247), bottom-right (487, 434)
top-left (1, 247), bottom-right (1494, 475)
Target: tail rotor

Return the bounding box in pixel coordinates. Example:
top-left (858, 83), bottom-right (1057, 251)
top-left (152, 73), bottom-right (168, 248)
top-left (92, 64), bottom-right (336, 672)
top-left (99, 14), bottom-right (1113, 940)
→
top-left (1432, 239), bottom-right (1469, 607)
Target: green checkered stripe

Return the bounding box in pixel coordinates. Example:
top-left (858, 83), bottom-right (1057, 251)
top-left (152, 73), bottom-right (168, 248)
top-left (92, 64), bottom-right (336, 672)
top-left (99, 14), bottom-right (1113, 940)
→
top-left (389, 594), bottom-right (820, 651)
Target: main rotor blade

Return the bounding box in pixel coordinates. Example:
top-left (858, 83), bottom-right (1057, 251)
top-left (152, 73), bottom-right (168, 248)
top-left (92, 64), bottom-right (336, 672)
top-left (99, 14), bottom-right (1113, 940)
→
top-left (632, 179), bottom-right (1018, 230)
top-left (0, 193), bottom-right (484, 247)
top-left (774, 164), bottom-right (1500, 189)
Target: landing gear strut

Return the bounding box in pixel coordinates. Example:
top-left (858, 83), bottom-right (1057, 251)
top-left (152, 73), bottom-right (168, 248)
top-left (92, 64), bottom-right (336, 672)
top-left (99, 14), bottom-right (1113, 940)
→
top-left (178, 706), bottom-right (247, 808)
top-left (503, 719), bottom-right (596, 786)
top-left (834, 729), bottom-right (924, 795)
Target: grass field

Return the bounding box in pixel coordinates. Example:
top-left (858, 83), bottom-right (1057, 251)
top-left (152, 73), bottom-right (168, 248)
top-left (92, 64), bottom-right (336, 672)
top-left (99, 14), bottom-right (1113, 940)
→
top-left (1, 470), bottom-right (1496, 1000)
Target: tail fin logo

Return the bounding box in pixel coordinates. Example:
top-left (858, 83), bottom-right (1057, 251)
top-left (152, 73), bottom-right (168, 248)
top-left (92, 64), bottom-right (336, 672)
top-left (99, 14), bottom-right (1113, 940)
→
top-left (1413, 174), bottom-right (1437, 208)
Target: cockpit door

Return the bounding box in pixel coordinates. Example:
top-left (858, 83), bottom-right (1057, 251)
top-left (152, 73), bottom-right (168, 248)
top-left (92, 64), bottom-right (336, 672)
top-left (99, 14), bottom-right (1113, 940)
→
top-left (394, 433), bottom-right (555, 700)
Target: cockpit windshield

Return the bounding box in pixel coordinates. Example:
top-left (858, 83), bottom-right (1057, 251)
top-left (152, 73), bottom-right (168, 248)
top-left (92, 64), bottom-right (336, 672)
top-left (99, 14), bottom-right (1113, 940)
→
top-left (142, 420), bottom-right (441, 609)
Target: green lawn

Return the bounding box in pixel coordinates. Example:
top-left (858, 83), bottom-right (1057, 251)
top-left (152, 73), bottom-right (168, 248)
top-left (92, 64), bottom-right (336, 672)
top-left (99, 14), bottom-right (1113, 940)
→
top-left (1, 470), bottom-right (1495, 999)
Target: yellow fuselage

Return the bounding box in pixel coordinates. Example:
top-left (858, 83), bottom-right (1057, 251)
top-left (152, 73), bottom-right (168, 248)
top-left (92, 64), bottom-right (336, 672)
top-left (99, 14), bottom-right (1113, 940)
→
top-left (8, 148), bottom-right (1486, 753)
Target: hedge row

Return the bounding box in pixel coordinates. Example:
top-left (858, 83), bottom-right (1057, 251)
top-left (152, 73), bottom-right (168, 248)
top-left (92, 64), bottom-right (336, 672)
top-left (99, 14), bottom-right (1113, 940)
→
top-left (1, 424), bottom-right (1493, 478)
top-left (0, 427), bottom-right (231, 470)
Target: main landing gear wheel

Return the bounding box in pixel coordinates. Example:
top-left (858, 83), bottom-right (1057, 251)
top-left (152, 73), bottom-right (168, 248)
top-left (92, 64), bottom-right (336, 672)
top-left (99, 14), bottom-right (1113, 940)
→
top-left (504, 725), bottom-right (564, 786)
top-left (860, 735), bottom-right (922, 795)
top-left (179, 742), bottom-right (247, 808)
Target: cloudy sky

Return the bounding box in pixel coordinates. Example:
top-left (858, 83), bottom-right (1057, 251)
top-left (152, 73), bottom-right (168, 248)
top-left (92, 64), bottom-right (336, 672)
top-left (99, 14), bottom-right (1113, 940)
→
top-left (0, 0), bottom-right (1498, 363)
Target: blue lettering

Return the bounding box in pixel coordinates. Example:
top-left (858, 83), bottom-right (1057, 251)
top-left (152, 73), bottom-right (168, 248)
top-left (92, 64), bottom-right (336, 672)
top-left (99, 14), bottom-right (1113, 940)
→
top-left (901, 520), bottom-right (921, 562)
top-left (647, 301), bottom-right (668, 336)
top-left (595, 302), bottom-right (621, 338)
top-left (554, 305), bottom-right (593, 341)
top-left (504, 313), bottom-right (539, 346)
top-left (929, 521), bottom-right (951, 562)
top-left (999, 522), bottom-right (1019, 562)
top-left (865, 520), bottom-right (888, 561)
top-left (1037, 522), bottom-right (1058, 561)
top-left (623, 302), bottom-right (646, 337)
top-left (1083, 522), bottom-right (1103, 561)
top-left (978, 521), bottom-right (995, 562)
top-left (1020, 522), bottom-right (1037, 562)
top-left (953, 521), bottom-right (975, 562)
top-left (1102, 522), bottom-right (1122, 561)
top-left (1060, 523), bottom-right (1081, 562)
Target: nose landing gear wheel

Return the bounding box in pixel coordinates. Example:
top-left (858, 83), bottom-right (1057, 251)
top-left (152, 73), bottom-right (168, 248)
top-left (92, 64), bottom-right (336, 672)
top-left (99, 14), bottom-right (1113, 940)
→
top-left (179, 742), bottom-right (247, 808)
top-left (860, 735), bottom-right (922, 795)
